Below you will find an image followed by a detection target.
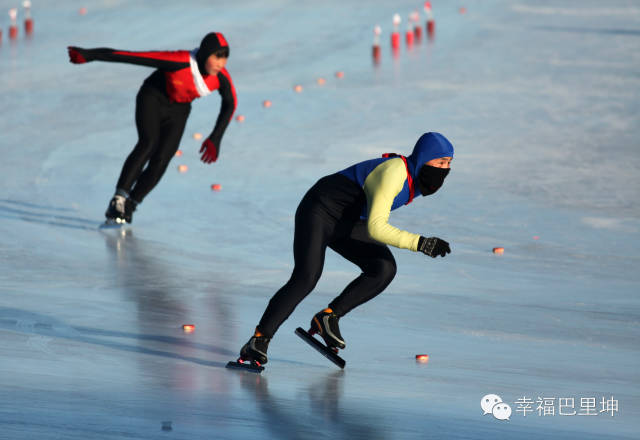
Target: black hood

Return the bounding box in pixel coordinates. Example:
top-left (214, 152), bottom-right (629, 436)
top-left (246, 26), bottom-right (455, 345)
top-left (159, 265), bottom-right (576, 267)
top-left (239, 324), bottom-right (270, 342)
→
top-left (196, 32), bottom-right (229, 73)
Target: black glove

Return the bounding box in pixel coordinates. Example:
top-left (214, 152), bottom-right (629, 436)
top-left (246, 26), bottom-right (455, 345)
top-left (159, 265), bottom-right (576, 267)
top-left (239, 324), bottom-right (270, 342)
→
top-left (418, 236), bottom-right (450, 258)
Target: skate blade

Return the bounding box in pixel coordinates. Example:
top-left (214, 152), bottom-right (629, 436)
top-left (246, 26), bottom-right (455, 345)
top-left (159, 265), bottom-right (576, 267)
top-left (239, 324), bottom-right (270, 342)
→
top-left (100, 218), bottom-right (127, 229)
top-left (295, 327), bottom-right (346, 369)
top-left (226, 359), bottom-right (265, 373)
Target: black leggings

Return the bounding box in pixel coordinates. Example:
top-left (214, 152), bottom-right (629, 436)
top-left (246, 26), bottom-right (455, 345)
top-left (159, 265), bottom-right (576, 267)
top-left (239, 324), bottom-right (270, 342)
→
top-left (257, 174), bottom-right (397, 338)
top-left (116, 85), bottom-right (191, 203)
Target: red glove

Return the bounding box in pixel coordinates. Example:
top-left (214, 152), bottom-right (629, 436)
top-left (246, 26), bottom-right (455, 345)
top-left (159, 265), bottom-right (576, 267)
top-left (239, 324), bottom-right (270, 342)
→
top-left (199, 138), bottom-right (219, 163)
top-left (67, 46), bottom-right (88, 64)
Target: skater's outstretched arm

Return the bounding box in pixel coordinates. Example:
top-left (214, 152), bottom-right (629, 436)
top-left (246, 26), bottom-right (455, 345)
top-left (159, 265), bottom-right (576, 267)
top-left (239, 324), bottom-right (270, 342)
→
top-left (200, 67), bottom-right (237, 163)
top-left (67, 46), bottom-right (189, 71)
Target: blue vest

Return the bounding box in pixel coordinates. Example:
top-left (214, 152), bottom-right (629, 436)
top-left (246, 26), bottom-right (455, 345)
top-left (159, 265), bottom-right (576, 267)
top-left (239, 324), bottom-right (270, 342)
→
top-left (338, 132), bottom-right (454, 218)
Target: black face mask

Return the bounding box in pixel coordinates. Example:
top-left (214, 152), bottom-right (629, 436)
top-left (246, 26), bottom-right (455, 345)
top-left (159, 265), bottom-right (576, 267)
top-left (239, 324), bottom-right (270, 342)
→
top-left (417, 165), bottom-right (450, 196)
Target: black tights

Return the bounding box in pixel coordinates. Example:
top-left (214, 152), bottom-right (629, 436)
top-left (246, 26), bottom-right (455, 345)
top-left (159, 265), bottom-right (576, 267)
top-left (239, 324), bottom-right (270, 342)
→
top-left (116, 85), bottom-right (191, 203)
top-left (257, 175), bottom-right (397, 338)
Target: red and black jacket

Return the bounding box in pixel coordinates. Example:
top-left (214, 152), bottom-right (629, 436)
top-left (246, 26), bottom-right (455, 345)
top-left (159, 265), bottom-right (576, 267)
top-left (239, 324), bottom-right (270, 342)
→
top-left (69, 46), bottom-right (237, 149)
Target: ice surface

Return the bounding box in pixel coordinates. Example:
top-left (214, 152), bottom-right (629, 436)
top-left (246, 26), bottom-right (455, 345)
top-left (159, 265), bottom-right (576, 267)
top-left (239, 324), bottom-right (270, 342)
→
top-left (1, 0), bottom-right (638, 438)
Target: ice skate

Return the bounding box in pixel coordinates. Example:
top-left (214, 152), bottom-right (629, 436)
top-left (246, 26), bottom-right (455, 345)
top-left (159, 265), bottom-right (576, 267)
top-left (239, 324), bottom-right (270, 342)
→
top-left (123, 198), bottom-right (137, 223)
top-left (226, 332), bottom-right (270, 373)
top-left (240, 333), bottom-right (270, 364)
top-left (295, 308), bottom-right (346, 369)
top-left (104, 195), bottom-right (127, 224)
top-left (310, 308), bottom-right (346, 349)
top-left (295, 325), bottom-right (346, 369)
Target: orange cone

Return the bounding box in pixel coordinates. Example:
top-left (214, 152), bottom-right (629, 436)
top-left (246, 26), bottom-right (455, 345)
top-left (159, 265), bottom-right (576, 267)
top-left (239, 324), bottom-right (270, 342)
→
top-left (9, 8), bottom-right (18, 40)
top-left (411, 11), bottom-right (422, 41)
top-left (391, 13), bottom-right (401, 49)
top-left (372, 25), bottom-right (382, 64)
top-left (23, 1), bottom-right (33, 36)
top-left (405, 23), bottom-right (414, 47)
top-left (424, 1), bottom-right (435, 41)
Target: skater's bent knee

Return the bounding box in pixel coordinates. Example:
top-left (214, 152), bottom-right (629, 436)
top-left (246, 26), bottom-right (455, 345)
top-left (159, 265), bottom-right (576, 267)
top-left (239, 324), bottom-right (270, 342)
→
top-left (369, 259), bottom-right (397, 282)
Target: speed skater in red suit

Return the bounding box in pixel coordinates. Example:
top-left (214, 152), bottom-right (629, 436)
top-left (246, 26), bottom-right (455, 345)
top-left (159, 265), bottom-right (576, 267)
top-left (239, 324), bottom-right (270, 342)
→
top-left (67, 32), bottom-right (237, 224)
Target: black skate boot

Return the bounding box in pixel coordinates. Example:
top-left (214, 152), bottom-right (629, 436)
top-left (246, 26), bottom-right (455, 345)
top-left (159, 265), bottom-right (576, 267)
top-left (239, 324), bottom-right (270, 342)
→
top-left (227, 331), bottom-right (270, 373)
top-left (123, 198), bottom-right (137, 224)
top-left (239, 332), bottom-right (271, 365)
top-left (105, 195), bottom-right (127, 224)
top-left (310, 308), bottom-right (346, 349)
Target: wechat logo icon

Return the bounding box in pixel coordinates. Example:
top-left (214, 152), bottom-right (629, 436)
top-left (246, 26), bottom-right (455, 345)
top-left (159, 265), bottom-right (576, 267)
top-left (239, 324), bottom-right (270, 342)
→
top-left (481, 394), bottom-right (511, 421)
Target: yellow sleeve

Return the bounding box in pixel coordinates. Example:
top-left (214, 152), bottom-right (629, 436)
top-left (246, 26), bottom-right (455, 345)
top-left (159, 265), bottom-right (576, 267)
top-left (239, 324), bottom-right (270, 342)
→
top-left (363, 158), bottom-right (421, 251)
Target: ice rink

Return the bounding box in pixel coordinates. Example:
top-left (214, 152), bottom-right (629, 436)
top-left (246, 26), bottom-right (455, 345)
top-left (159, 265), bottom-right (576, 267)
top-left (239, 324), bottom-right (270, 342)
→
top-left (1, 0), bottom-right (639, 438)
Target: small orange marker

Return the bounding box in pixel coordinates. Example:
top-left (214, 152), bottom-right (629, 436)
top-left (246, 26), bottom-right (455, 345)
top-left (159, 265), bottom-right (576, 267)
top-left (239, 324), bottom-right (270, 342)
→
top-left (415, 354), bottom-right (429, 363)
top-left (263, 100), bottom-right (272, 108)
top-left (193, 132), bottom-right (203, 140)
top-left (493, 247), bottom-right (504, 255)
top-left (211, 183), bottom-right (222, 191)
top-left (533, 236), bottom-right (540, 240)
top-left (293, 84), bottom-right (303, 93)
top-left (177, 164), bottom-right (188, 173)
top-left (335, 71), bottom-right (344, 79)
top-left (175, 149), bottom-right (183, 157)
top-left (459, 7), bottom-right (467, 14)
top-left (182, 324), bottom-right (195, 333)
top-left (236, 114), bottom-right (245, 122)
top-left (316, 77), bottom-right (326, 86)
top-left (79, 7), bottom-right (87, 15)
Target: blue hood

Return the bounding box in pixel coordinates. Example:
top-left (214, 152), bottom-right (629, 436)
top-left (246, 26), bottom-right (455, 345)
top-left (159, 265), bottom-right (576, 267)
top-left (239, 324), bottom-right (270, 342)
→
top-left (406, 132), bottom-right (454, 177)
